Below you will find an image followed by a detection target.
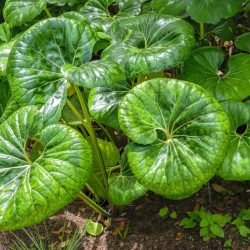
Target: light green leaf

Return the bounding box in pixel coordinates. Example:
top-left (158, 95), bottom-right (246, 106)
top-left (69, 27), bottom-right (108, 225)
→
top-left (212, 214), bottom-right (231, 227)
top-left (239, 226), bottom-right (250, 237)
top-left (109, 145), bottom-right (147, 206)
top-left (200, 227), bottom-right (209, 237)
top-left (182, 47), bottom-right (250, 101)
top-left (0, 22), bottom-right (11, 45)
top-left (102, 13), bottom-right (195, 79)
top-left (235, 33), bottom-right (250, 53)
top-left (210, 224), bottom-right (224, 238)
top-left (158, 207), bottom-right (168, 217)
top-left (186, 0), bottom-right (245, 24)
top-left (119, 78), bottom-right (230, 199)
top-left (47, 0), bottom-right (82, 6)
top-left (3, 0), bottom-right (46, 27)
top-left (180, 218), bottom-right (196, 228)
top-left (59, 11), bottom-right (87, 22)
top-left (0, 106), bottom-right (92, 231)
top-left (85, 219), bottom-right (103, 236)
top-left (79, 0), bottom-right (142, 26)
top-left (170, 211), bottom-right (177, 219)
top-left (217, 100), bottom-right (250, 181)
top-left (89, 81), bottom-right (131, 130)
top-left (200, 219), bottom-right (209, 227)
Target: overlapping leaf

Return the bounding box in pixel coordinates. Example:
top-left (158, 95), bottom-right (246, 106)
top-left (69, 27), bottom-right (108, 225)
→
top-left (217, 100), bottom-right (250, 181)
top-left (3, 0), bottom-right (46, 26)
top-left (89, 81), bottom-right (131, 130)
top-left (182, 47), bottom-right (250, 101)
top-left (119, 78), bottom-right (230, 199)
top-left (0, 106), bottom-right (92, 231)
top-left (109, 145), bottom-right (147, 206)
top-left (235, 33), bottom-right (250, 53)
top-left (102, 14), bottom-right (195, 79)
top-left (186, 0), bottom-right (244, 24)
top-left (6, 17), bottom-right (124, 126)
top-left (79, 0), bottom-right (141, 26)
top-left (0, 80), bottom-right (11, 118)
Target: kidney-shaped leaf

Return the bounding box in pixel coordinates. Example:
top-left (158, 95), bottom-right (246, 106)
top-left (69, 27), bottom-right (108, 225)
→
top-left (154, 0), bottom-right (188, 17)
top-left (89, 81), bottom-right (131, 130)
top-left (79, 0), bottom-right (141, 26)
top-left (7, 17), bottom-right (124, 126)
top-left (102, 14), bottom-right (195, 79)
top-left (186, 0), bottom-right (244, 24)
top-left (182, 47), bottom-right (250, 101)
top-left (109, 145), bottom-right (147, 206)
top-left (0, 106), bottom-right (92, 231)
top-left (217, 100), bottom-right (250, 181)
top-left (119, 78), bottom-right (230, 199)
top-left (235, 33), bottom-right (250, 53)
top-left (3, 0), bottom-right (46, 27)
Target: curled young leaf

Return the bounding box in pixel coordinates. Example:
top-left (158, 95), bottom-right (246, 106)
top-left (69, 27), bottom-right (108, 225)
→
top-left (0, 106), bottom-right (92, 231)
top-left (119, 78), bottom-right (230, 199)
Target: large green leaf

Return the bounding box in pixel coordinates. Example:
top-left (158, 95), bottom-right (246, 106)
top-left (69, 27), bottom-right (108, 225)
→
top-left (79, 0), bottom-right (141, 26)
top-left (235, 33), bottom-right (250, 53)
top-left (118, 78), bottom-right (230, 199)
top-left (47, 0), bottom-right (82, 6)
top-left (182, 47), bottom-right (250, 101)
top-left (0, 106), bottom-right (92, 231)
top-left (0, 80), bottom-right (11, 118)
top-left (0, 22), bottom-right (11, 45)
top-left (154, 0), bottom-right (188, 17)
top-left (0, 38), bottom-right (16, 77)
top-left (88, 81), bottom-right (131, 130)
top-left (109, 145), bottom-right (147, 206)
top-left (7, 18), bottom-right (124, 126)
top-left (217, 100), bottom-right (250, 181)
top-left (3, 0), bottom-right (46, 27)
top-left (101, 14), bottom-right (195, 79)
top-left (186, 0), bottom-right (244, 24)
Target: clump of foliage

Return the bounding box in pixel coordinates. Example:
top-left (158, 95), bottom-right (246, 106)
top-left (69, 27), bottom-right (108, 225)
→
top-left (0, 0), bottom-right (249, 234)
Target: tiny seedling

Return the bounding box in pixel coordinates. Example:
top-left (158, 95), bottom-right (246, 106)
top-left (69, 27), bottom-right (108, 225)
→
top-left (232, 209), bottom-right (250, 237)
top-left (170, 212), bottom-right (177, 219)
top-left (85, 220), bottom-right (104, 236)
top-left (116, 222), bottom-right (130, 240)
top-left (180, 207), bottom-right (231, 241)
top-left (158, 207), bottom-right (168, 217)
top-left (224, 238), bottom-right (232, 247)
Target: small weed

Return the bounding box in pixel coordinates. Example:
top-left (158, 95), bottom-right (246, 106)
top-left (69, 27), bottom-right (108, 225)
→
top-left (232, 209), bottom-right (250, 237)
top-left (224, 238), bottom-right (232, 247)
top-left (116, 222), bottom-right (130, 240)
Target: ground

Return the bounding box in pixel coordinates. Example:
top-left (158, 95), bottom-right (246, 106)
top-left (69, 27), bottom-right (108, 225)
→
top-left (0, 177), bottom-right (249, 249)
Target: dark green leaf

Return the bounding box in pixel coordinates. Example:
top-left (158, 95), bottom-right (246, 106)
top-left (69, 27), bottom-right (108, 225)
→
top-left (182, 47), bottom-right (250, 101)
top-left (217, 100), bottom-right (250, 181)
top-left (158, 207), bottom-right (168, 217)
top-left (186, 0), bottom-right (244, 24)
top-left (108, 144), bottom-right (147, 206)
top-left (3, 0), bottom-right (46, 26)
top-left (102, 14), bottom-right (195, 79)
top-left (155, 0), bottom-right (188, 17)
top-left (235, 33), bottom-right (250, 53)
top-left (0, 106), bottom-right (92, 231)
top-left (170, 211), bottom-right (177, 219)
top-left (200, 227), bottom-right (209, 237)
top-left (119, 79), bottom-right (230, 199)
top-left (89, 81), bottom-right (131, 130)
top-left (0, 80), bottom-right (11, 118)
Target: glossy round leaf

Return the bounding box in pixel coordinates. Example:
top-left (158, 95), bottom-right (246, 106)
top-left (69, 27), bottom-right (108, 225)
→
top-left (0, 106), bottom-right (92, 231)
top-left (119, 78), bottom-right (230, 199)
top-left (79, 0), bottom-right (141, 26)
top-left (89, 81), bottom-right (131, 130)
top-left (102, 14), bottom-right (195, 79)
top-left (7, 18), bottom-right (124, 126)
top-left (109, 145), bottom-right (147, 206)
top-left (235, 33), bottom-right (250, 53)
top-left (217, 100), bottom-right (250, 181)
top-left (186, 0), bottom-right (244, 24)
top-left (182, 47), bottom-right (250, 101)
top-left (155, 0), bottom-right (188, 17)
top-left (3, 0), bottom-right (46, 27)
top-left (0, 80), bottom-right (11, 118)
top-left (47, 0), bottom-right (80, 6)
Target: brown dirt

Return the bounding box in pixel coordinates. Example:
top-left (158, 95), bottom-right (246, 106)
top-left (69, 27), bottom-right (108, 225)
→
top-left (0, 177), bottom-right (249, 250)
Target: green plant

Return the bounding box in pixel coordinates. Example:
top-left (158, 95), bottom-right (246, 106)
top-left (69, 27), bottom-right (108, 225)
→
top-left (180, 207), bottom-right (231, 241)
top-left (224, 238), bottom-right (232, 247)
top-left (158, 207), bottom-right (168, 217)
top-left (0, 0), bottom-right (249, 237)
top-left (116, 222), bottom-right (130, 240)
top-left (232, 209), bottom-right (250, 237)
